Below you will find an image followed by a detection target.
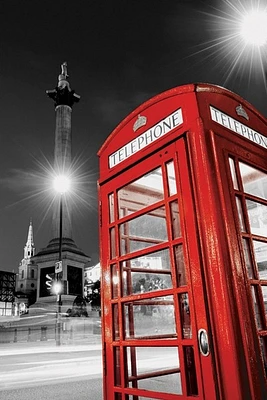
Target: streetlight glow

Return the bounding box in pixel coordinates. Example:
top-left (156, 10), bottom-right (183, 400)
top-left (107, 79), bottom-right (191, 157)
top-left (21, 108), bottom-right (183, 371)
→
top-left (192, 1), bottom-right (267, 86)
top-left (240, 10), bottom-right (267, 46)
top-left (53, 175), bottom-right (71, 194)
top-left (53, 281), bottom-right (62, 295)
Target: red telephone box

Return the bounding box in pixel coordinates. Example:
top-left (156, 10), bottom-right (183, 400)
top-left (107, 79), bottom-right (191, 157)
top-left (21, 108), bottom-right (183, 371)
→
top-left (98, 83), bottom-right (267, 399)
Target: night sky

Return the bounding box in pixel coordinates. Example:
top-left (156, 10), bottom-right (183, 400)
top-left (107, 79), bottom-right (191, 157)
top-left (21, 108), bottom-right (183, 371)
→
top-left (1, 0), bottom-right (266, 272)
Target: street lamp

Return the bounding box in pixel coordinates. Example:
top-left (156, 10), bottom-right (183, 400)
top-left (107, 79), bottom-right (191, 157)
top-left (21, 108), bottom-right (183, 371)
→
top-left (240, 10), bottom-right (267, 47)
top-left (53, 174), bottom-right (70, 346)
top-left (239, 7), bottom-right (267, 88)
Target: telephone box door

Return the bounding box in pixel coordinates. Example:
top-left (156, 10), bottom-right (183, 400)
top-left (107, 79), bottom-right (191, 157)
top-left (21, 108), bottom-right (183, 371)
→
top-left (100, 139), bottom-right (218, 400)
top-left (209, 133), bottom-right (267, 398)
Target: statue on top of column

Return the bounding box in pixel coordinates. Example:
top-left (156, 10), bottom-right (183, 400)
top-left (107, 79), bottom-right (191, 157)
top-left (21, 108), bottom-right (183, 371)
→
top-left (58, 61), bottom-right (70, 90)
top-left (61, 61), bottom-right (68, 78)
top-left (46, 62), bottom-right (80, 107)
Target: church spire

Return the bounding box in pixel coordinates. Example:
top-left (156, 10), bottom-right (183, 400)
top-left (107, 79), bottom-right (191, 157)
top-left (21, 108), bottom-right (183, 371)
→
top-left (24, 219), bottom-right (35, 259)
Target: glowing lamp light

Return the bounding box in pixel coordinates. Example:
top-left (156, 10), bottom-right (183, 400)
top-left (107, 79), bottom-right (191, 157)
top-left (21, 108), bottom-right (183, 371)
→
top-left (240, 10), bottom-right (267, 46)
top-left (53, 175), bottom-right (71, 194)
top-left (53, 281), bottom-right (62, 295)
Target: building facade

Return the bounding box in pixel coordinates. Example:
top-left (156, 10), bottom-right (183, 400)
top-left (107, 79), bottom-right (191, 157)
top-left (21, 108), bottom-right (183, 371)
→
top-left (84, 262), bottom-right (100, 298)
top-left (0, 270), bottom-right (16, 316)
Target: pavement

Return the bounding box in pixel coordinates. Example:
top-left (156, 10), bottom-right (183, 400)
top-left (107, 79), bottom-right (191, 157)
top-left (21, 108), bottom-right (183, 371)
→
top-left (0, 338), bottom-right (103, 398)
top-left (0, 338), bottom-right (102, 356)
top-left (0, 316), bottom-right (20, 324)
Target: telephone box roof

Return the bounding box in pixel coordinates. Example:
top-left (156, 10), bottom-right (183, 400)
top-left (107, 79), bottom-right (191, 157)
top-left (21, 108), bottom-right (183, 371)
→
top-left (98, 82), bottom-right (267, 183)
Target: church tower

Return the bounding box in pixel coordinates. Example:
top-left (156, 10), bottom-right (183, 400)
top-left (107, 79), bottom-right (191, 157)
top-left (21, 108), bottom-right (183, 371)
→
top-left (31, 63), bottom-right (90, 312)
top-left (16, 219), bottom-right (37, 296)
top-left (24, 218), bottom-right (35, 259)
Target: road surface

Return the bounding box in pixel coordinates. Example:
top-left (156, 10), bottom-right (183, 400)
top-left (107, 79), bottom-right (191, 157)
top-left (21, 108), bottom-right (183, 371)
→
top-left (0, 342), bottom-right (103, 399)
top-left (1, 378), bottom-right (103, 400)
top-left (0, 341), bottom-right (182, 399)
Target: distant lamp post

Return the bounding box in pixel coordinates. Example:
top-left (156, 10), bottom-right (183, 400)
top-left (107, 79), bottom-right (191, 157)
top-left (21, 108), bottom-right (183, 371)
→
top-left (240, 10), bottom-right (267, 47)
top-left (53, 174), bottom-right (71, 346)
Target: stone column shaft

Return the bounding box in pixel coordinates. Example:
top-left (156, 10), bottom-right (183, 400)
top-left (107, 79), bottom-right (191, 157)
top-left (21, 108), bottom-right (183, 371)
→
top-left (52, 105), bottom-right (73, 241)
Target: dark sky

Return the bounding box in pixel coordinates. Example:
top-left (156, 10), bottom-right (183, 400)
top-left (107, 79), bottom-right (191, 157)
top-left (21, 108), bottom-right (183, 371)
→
top-left (0, 0), bottom-right (266, 272)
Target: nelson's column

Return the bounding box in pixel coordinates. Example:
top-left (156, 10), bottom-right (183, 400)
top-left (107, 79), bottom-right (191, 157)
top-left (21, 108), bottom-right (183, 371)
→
top-left (31, 63), bottom-right (90, 313)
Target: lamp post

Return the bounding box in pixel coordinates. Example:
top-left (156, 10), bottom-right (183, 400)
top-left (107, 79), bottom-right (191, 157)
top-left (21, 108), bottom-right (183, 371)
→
top-left (53, 174), bottom-right (70, 346)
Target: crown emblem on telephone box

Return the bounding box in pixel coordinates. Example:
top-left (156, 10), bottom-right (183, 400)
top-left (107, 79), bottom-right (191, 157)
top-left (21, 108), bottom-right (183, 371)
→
top-left (236, 104), bottom-right (249, 120)
top-left (133, 114), bottom-right (147, 132)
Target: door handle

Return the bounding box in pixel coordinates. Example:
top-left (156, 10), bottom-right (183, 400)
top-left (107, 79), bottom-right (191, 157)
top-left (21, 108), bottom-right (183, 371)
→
top-left (198, 329), bottom-right (210, 356)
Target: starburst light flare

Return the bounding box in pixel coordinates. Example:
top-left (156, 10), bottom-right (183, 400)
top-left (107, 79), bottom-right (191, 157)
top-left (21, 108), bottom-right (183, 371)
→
top-left (193, 0), bottom-right (267, 86)
top-left (1, 148), bottom-right (97, 244)
top-left (53, 175), bottom-right (71, 194)
top-left (240, 10), bottom-right (267, 46)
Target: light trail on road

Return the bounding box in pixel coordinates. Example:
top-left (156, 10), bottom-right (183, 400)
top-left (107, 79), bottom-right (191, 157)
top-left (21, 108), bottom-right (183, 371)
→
top-left (0, 348), bottom-right (102, 390)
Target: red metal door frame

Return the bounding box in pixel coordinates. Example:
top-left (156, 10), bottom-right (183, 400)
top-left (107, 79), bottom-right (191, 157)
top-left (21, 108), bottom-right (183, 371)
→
top-left (99, 139), bottom-right (218, 399)
top-left (207, 130), bottom-right (267, 399)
